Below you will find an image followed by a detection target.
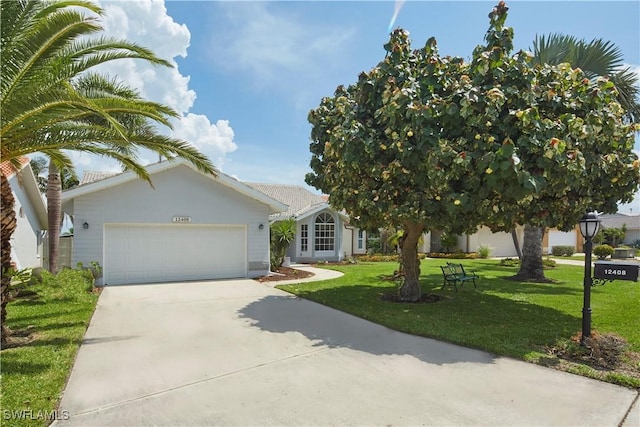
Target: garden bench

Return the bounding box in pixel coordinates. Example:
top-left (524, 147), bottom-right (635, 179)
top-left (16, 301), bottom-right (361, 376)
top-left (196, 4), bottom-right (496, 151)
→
top-left (440, 262), bottom-right (479, 291)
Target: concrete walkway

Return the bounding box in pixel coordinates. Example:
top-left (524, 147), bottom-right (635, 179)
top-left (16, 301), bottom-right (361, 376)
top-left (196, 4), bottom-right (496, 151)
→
top-left (53, 271), bottom-right (639, 426)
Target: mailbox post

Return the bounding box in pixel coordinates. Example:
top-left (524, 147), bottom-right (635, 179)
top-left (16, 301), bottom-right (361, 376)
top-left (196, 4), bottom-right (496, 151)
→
top-left (578, 212), bottom-right (601, 345)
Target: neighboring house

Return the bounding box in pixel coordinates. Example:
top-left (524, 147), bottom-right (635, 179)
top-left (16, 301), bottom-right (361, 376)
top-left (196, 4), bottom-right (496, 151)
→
top-left (424, 227), bottom-right (525, 257)
top-left (1, 157), bottom-right (48, 269)
top-left (425, 225), bottom-right (582, 257)
top-left (245, 183), bottom-right (367, 263)
top-left (599, 213), bottom-right (640, 245)
top-left (62, 159), bottom-right (286, 286)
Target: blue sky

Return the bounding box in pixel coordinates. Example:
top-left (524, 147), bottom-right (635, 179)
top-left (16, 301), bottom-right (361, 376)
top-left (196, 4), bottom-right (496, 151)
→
top-left (81, 1), bottom-right (639, 213)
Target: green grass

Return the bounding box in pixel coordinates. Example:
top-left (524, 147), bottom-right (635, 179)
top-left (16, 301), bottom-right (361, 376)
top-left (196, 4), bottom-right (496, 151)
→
top-left (1, 269), bottom-right (99, 427)
top-left (278, 260), bottom-right (640, 386)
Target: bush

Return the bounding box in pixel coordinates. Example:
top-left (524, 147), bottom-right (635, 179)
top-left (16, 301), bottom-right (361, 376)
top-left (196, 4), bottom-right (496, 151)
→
top-left (357, 254), bottom-right (399, 262)
top-left (593, 244), bottom-right (614, 260)
top-left (498, 257), bottom-right (556, 268)
top-left (499, 257), bottom-right (520, 267)
top-left (551, 245), bottom-right (575, 256)
top-left (477, 244), bottom-right (491, 259)
top-left (440, 232), bottom-right (458, 252)
top-left (428, 252), bottom-right (478, 259)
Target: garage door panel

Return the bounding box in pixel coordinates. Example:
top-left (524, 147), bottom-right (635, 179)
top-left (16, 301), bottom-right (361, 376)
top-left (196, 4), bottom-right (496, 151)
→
top-left (104, 224), bottom-right (246, 285)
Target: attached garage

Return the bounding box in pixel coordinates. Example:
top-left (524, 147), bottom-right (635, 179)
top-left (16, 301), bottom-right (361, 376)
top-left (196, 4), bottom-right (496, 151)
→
top-left (104, 224), bottom-right (247, 285)
top-left (62, 160), bottom-right (286, 285)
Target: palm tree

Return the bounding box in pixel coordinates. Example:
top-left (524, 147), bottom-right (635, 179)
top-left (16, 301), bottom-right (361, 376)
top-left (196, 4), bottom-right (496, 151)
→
top-left (513, 34), bottom-right (640, 281)
top-left (1, 0), bottom-right (217, 345)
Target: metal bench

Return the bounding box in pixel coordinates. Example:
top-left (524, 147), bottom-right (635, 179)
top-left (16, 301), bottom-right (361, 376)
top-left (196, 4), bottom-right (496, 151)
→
top-left (440, 262), bottom-right (479, 291)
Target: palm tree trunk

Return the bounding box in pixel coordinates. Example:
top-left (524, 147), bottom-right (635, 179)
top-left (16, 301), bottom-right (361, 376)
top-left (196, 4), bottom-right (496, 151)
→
top-left (1, 173), bottom-right (17, 346)
top-left (513, 224), bottom-right (550, 282)
top-left (398, 222), bottom-right (424, 302)
top-left (47, 161), bottom-right (62, 274)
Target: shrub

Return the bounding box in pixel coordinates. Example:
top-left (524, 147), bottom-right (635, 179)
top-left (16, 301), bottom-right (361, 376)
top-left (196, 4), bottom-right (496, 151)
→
top-left (270, 219), bottom-right (296, 270)
top-left (551, 245), bottom-right (575, 256)
top-left (632, 239), bottom-right (640, 249)
top-left (593, 244), bottom-right (614, 260)
top-left (428, 252), bottom-right (478, 259)
top-left (499, 257), bottom-right (520, 267)
top-left (440, 232), bottom-right (458, 252)
top-left (357, 254), bottom-right (399, 262)
top-left (477, 244), bottom-right (491, 259)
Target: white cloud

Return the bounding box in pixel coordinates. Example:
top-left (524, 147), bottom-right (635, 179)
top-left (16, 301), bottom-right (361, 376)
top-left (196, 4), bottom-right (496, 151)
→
top-left (170, 116), bottom-right (237, 168)
top-left (209, 2), bottom-right (356, 95)
top-left (70, 0), bottom-right (236, 176)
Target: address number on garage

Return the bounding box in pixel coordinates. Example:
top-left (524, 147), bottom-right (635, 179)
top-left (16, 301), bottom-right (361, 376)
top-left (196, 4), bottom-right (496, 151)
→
top-left (172, 216), bottom-right (192, 223)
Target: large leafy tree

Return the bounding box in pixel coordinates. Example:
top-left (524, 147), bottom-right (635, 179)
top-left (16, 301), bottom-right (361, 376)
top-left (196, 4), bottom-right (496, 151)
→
top-left (307, 1), bottom-right (639, 301)
top-left (0, 0), bottom-right (216, 345)
top-left (512, 33), bottom-right (640, 281)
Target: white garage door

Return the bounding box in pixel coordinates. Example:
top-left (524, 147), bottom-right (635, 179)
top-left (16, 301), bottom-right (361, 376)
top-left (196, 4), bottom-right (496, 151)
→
top-left (547, 230), bottom-right (577, 254)
top-left (104, 224), bottom-right (246, 285)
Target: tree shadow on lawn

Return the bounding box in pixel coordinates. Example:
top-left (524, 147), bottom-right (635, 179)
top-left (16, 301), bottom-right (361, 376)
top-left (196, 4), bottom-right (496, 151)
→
top-left (254, 279), bottom-right (583, 361)
top-left (238, 293), bottom-right (498, 366)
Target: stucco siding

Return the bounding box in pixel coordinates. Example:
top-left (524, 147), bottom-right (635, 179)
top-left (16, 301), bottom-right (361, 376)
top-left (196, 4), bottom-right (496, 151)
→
top-left (72, 165), bottom-right (271, 280)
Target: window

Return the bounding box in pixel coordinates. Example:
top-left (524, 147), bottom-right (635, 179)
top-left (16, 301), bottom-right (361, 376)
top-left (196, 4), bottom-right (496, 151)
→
top-left (357, 229), bottom-right (364, 250)
top-left (314, 213), bottom-right (335, 251)
top-left (300, 224), bottom-right (308, 252)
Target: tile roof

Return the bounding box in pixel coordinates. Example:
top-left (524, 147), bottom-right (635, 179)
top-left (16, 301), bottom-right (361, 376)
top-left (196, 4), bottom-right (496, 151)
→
top-left (0, 156), bottom-right (30, 178)
top-left (244, 182), bottom-right (327, 221)
top-left (599, 213), bottom-right (640, 230)
top-left (79, 170), bottom-right (119, 185)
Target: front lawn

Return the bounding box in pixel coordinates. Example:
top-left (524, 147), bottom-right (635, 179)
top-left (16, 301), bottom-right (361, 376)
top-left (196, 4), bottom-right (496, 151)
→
top-left (278, 260), bottom-right (640, 388)
top-left (1, 269), bottom-right (99, 427)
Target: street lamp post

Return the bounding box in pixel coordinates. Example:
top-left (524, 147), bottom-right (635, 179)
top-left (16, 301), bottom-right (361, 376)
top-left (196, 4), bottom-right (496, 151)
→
top-left (578, 211), bottom-right (601, 345)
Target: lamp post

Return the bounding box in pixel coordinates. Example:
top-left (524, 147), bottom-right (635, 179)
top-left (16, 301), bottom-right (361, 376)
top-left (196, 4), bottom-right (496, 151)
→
top-left (578, 211), bottom-right (601, 345)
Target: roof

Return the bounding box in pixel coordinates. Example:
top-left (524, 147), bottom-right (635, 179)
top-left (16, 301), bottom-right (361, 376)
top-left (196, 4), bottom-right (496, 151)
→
top-left (1, 157), bottom-right (47, 229)
top-left (63, 159), bottom-right (287, 214)
top-left (80, 170), bottom-right (118, 185)
top-left (244, 182), bottom-right (347, 222)
top-left (0, 156), bottom-right (30, 178)
top-left (599, 213), bottom-right (640, 230)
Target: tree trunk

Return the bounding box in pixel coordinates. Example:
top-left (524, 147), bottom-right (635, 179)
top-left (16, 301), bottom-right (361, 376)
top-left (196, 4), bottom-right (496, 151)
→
top-left (47, 161), bottom-right (62, 274)
top-left (511, 228), bottom-right (523, 259)
top-left (1, 173), bottom-right (17, 346)
top-left (513, 224), bottom-right (549, 282)
top-left (397, 222), bottom-right (424, 302)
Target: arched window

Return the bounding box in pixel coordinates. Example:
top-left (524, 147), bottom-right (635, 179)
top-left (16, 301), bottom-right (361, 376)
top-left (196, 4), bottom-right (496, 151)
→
top-left (314, 212), bottom-right (335, 251)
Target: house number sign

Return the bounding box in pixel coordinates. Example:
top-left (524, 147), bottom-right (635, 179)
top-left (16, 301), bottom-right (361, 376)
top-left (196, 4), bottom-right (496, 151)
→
top-left (594, 261), bottom-right (639, 282)
top-left (172, 216), bottom-right (192, 223)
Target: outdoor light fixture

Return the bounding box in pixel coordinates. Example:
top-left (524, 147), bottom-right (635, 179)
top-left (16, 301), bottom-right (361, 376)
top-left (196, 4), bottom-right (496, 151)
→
top-left (578, 211), bottom-right (601, 345)
top-left (83, 222), bottom-right (89, 229)
top-left (258, 223), bottom-right (264, 230)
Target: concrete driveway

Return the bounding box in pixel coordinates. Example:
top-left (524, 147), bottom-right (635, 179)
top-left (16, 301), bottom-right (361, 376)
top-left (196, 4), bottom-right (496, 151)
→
top-left (54, 277), bottom-right (638, 426)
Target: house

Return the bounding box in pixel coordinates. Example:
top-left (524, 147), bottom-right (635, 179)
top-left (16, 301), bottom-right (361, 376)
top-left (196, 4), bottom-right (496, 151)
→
top-left (426, 225), bottom-right (581, 257)
top-left (62, 159), bottom-right (286, 286)
top-left (245, 183), bottom-right (367, 263)
top-left (598, 213), bottom-right (640, 245)
top-left (1, 157), bottom-right (48, 269)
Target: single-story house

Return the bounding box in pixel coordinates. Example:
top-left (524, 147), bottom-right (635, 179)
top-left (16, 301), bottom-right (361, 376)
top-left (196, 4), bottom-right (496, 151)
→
top-left (1, 157), bottom-right (48, 270)
top-left (425, 225), bottom-right (582, 257)
top-left (599, 213), bottom-right (640, 246)
top-left (62, 159), bottom-right (286, 286)
top-left (245, 183), bottom-right (367, 263)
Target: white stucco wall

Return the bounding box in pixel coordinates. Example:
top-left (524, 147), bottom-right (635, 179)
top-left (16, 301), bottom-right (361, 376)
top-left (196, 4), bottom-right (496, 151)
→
top-left (8, 173), bottom-right (44, 269)
top-left (69, 165), bottom-right (271, 280)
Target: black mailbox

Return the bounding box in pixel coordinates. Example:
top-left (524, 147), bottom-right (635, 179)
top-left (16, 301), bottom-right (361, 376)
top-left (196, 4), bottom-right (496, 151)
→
top-left (594, 261), bottom-right (639, 282)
